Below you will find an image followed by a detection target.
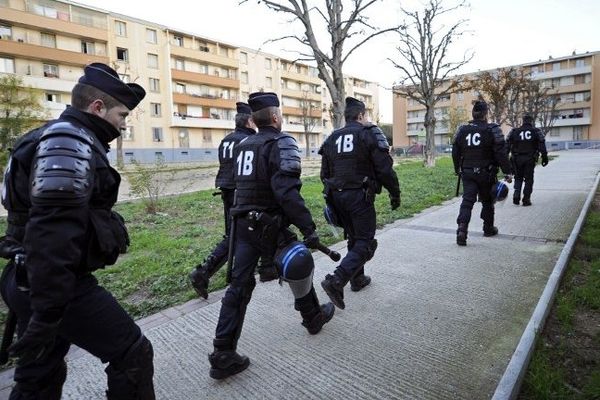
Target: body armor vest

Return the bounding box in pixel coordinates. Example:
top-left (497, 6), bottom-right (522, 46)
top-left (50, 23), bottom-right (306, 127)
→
top-left (234, 131), bottom-right (279, 211)
top-left (510, 126), bottom-right (539, 155)
top-left (457, 123), bottom-right (496, 169)
top-left (323, 126), bottom-right (373, 189)
top-left (215, 128), bottom-right (253, 189)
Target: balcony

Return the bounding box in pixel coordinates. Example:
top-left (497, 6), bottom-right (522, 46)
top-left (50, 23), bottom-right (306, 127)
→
top-left (282, 122), bottom-right (323, 134)
top-left (43, 100), bottom-right (67, 119)
top-left (281, 69), bottom-right (321, 85)
top-left (170, 46), bottom-right (238, 68)
top-left (353, 85), bottom-right (373, 96)
top-left (171, 69), bottom-right (239, 89)
top-left (549, 82), bottom-right (592, 94)
top-left (0, 39), bottom-right (108, 66)
top-left (556, 100), bottom-right (591, 110)
top-left (552, 116), bottom-right (590, 127)
top-left (282, 106), bottom-right (322, 118)
top-left (19, 74), bottom-right (78, 92)
top-left (532, 65), bottom-right (592, 80)
top-left (281, 87), bottom-right (321, 102)
top-left (1, 7), bottom-right (107, 41)
top-left (173, 93), bottom-right (236, 108)
top-left (172, 114), bottom-right (234, 130)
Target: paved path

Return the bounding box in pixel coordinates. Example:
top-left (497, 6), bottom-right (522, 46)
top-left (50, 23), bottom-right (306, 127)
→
top-left (1, 150), bottom-right (599, 399)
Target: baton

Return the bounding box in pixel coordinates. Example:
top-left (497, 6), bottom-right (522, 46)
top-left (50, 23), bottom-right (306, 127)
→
top-left (314, 242), bottom-right (341, 262)
top-left (0, 309), bottom-right (17, 365)
top-left (455, 173), bottom-right (461, 197)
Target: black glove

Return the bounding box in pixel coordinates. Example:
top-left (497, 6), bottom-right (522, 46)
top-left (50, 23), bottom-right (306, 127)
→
top-left (9, 317), bottom-right (60, 366)
top-left (303, 231), bottom-right (320, 249)
top-left (541, 154), bottom-right (548, 167)
top-left (390, 195), bottom-right (401, 210)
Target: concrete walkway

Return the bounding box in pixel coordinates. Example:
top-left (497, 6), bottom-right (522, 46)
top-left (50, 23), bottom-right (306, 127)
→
top-left (1, 150), bottom-right (599, 399)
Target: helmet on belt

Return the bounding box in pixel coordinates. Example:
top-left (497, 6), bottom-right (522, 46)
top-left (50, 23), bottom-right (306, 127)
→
top-left (323, 204), bottom-right (341, 227)
top-left (491, 181), bottom-right (509, 202)
top-left (274, 241), bottom-right (314, 280)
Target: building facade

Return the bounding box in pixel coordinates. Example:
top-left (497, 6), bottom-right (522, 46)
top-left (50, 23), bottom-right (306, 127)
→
top-left (393, 51), bottom-right (600, 151)
top-left (0, 0), bottom-right (379, 163)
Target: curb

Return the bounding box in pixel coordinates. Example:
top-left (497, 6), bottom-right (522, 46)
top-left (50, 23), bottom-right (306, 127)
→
top-left (492, 171), bottom-right (600, 400)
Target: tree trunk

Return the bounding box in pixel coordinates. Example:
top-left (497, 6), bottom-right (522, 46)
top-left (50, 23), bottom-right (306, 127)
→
top-left (424, 108), bottom-right (437, 167)
top-left (116, 136), bottom-right (124, 169)
top-left (304, 131), bottom-right (310, 158)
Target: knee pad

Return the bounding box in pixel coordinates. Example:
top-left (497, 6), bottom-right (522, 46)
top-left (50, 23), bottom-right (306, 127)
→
top-left (275, 241), bottom-right (314, 299)
top-left (106, 335), bottom-right (155, 400)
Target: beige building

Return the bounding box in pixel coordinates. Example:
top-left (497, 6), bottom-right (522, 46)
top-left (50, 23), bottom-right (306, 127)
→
top-left (393, 51), bottom-right (600, 151)
top-left (0, 0), bottom-right (380, 162)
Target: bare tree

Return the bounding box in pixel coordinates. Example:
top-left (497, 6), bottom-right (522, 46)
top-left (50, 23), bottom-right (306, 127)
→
top-left (111, 62), bottom-right (142, 168)
top-left (242, 0), bottom-right (397, 128)
top-left (299, 90), bottom-right (319, 157)
top-left (521, 80), bottom-right (559, 134)
top-left (474, 67), bottom-right (528, 126)
top-left (446, 105), bottom-right (468, 143)
top-left (391, 0), bottom-right (472, 167)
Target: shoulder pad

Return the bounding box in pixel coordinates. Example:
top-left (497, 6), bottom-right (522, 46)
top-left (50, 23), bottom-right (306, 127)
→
top-left (364, 124), bottom-right (390, 151)
top-left (277, 135), bottom-right (301, 176)
top-left (31, 122), bottom-right (94, 206)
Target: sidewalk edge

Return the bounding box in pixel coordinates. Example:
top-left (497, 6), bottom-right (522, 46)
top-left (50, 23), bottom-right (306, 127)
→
top-left (491, 171), bottom-right (600, 400)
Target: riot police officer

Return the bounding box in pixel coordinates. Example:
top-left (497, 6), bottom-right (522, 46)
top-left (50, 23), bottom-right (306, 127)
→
top-left (507, 114), bottom-right (548, 206)
top-left (452, 100), bottom-right (512, 246)
top-left (208, 92), bottom-right (334, 380)
top-left (0, 63), bottom-right (155, 399)
top-left (189, 102), bottom-right (278, 300)
top-left (319, 97), bottom-right (400, 310)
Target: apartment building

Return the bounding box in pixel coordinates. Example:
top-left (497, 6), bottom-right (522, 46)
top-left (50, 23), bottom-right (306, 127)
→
top-left (393, 51), bottom-right (600, 151)
top-left (0, 0), bottom-right (380, 162)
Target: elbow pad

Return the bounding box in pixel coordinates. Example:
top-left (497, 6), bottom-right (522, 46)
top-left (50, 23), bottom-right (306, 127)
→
top-left (30, 122), bottom-right (94, 206)
top-left (277, 135), bottom-right (302, 177)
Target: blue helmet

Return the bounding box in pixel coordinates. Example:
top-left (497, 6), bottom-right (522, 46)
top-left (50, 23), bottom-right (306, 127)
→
top-left (274, 241), bottom-right (314, 280)
top-left (491, 181), bottom-right (509, 202)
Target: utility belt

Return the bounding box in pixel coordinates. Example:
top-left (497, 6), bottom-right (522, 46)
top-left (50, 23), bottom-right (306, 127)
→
top-left (461, 164), bottom-right (498, 181)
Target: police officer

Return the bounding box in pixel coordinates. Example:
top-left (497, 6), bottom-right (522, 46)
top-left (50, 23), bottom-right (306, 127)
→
top-left (0, 63), bottom-right (155, 399)
top-left (208, 92), bottom-right (334, 380)
top-left (319, 97), bottom-right (400, 310)
top-left (189, 102), bottom-right (278, 299)
top-left (507, 114), bottom-right (548, 206)
top-left (452, 100), bottom-right (512, 246)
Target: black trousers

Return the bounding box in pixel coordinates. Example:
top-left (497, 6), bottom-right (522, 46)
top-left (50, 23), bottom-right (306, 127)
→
top-left (457, 171), bottom-right (495, 227)
top-left (330, 188), bottom-right (377, 282)
top-left (207, 189), bottom-right (236, 267)
top-left (214, 218), bottom-right (317, 349)
top-left (512, 155), bottom-right (536, 200)
top-left (0, 262), bottom-right (152, 398)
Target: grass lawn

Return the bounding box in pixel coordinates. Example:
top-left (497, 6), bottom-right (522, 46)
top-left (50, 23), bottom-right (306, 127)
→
top-left (518, 191), bottom-right (600, 400)
top-left (0, 157), bottom-right (457, 320)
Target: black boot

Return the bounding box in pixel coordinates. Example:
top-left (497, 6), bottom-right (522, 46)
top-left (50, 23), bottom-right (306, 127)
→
top-left (189, 254), bottom-right (227, 299)
top-left (483, 225), bottom-right (499, 237)
top-left (321, 274), bottom-right (345, 309)
top-left (350, 274), bottom-right (371, 292)
top-left (522, 198), bottom-right (532, 206)
top-left (456, 223), bottom-right (468, 246)
top-left (301, 303), bottom-right (335, 335)
top-left (208, 339), bottom-right (250, 380)
top-left (513, 196), bottom-right (520, 205)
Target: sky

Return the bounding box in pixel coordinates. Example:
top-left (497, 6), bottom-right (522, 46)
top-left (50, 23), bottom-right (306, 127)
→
top-left (73, 0), bottom-right (600, 123)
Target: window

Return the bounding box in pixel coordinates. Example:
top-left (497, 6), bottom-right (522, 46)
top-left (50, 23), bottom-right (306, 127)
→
top-left (265, 58), bottom-right (272, 70)
top-left (43, 63), bottom-right (58, 78)
top-left (575, 59), bottom-right (585, 68)
top-left (175, 58), bottom-right (185, 70)
top-left (240, 52), bottom-right (247, 64)
top-left (241, 71), bottom-right (248, 84)
top-left (122, 126), bottom-right (134, 141)
top-left (552, 62), bottom-right (561, 71)
top-left (265, 77), bottom-right (272, 88)
top-left (198, 43), bottom-right (209, 52)
top-left (146, 29), bottom-right (157, 44)
top-left (295, 64), bottom-right (301, 73)
top-left (173, 35), bottom-right (183, 47)
top-left (150, 103), bottom-right (162, 117)
top-left (241, 91), bottom-right (249, 100)
top-left (115, 20), bottom-right (127, 36)
top-left (0, 57), bottom-right (15, 73)
top-left (152, 127), bottom-right (163, 142)
top-left (41, 33), bottom-right (56, 48)
top-left (457, 91), bottom-right (464, 101)
top-left (175, 83), bottom-right (185, 94)
top-left (45, 93), bottom-right (60, 102)
top-left (149, 78), bottom-right (160, 93)
top-left (202, 129), bottom-right (212, 143)
top-left (199, 64), bottom-right (208, 74)
top-left (147, 53), bottom-right (158, 69)
top-left (81, 41), bottom-right (95, 54)
top-left (117, 47), bottom-right (128, 62)
top-left (0, 25), bottom-right (12, 40)
top-left (218, 46), bottom-right (228, 56)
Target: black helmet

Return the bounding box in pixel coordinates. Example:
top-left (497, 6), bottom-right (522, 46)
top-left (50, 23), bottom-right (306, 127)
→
top-left (491, 181), bottom-right (509, 202)
top-left (274, 241), bottom-right (314, 279)
top-left (323, 205), bottom-right (341, 227)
